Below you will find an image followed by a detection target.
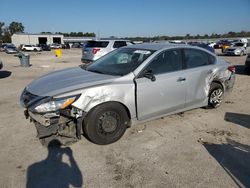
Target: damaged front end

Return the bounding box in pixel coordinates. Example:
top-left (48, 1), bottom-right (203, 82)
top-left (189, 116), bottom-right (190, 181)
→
top-left (20, 89), bottom-right (84, 146)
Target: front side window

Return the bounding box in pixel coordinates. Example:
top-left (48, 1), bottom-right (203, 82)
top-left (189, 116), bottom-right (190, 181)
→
top-left (146, 49), bottom-right (183, 75)
top-left (87, 48), bottom-right (155, 76)
top-left (184, 49), bottom-right (209, 68)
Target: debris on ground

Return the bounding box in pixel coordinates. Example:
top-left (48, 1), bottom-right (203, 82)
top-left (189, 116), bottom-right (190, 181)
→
top-left (138, 125), bottom-right (147, 133)
top-left (225, 100), bottom-right (234, 104)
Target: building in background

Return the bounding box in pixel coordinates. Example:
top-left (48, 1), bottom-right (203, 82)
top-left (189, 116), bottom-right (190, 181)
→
top-left (11, 33), bottom-right (95, 47)
top-left (11, 33), bottom-right (64, 47)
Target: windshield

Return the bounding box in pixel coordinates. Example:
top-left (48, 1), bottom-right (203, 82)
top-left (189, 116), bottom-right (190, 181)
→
top-left (86, 48), bottom-right (155, 76)
top-left (233, 43), bottom-right (244, 47)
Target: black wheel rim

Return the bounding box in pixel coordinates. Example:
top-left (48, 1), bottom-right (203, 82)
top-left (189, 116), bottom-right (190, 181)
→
top-left (97, 111), bottom-right (121, 135)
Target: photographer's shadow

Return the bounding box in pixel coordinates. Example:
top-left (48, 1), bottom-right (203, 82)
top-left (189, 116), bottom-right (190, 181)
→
top-left (26, 140), bottom-right (83, 188)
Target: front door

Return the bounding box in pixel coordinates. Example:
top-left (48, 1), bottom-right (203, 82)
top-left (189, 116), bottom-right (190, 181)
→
top-left (135, 49), bottom-right (186, 121)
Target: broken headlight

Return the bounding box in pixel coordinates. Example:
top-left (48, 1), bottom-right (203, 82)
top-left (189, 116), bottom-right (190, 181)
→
top-left (34, 95), bottom-right (79, 113)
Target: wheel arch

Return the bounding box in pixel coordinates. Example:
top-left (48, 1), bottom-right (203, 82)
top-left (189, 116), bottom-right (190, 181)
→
top-left (211, 79), bottom-right (224, 92)
top-left (86, 101), bottom-right (131, 120)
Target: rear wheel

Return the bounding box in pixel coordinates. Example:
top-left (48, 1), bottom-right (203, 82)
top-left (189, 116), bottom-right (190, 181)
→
top-left (208, 82), bottom-right (224, 108)
top-left (83, 102), bottom-right (129, 145)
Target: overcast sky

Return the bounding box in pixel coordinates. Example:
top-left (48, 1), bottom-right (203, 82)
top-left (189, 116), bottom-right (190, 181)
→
top-left (1, 0), bottom-right (250, 37)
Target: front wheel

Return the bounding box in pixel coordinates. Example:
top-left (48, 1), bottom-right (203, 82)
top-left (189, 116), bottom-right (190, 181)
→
top-left (208, 83), bottom-right (224, 108)
top-left (83, 102), bottom-right (130, 145)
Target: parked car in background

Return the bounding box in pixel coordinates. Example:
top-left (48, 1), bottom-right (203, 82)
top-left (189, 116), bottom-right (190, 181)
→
top-left (22, 45), bottom-right (42, 52)
top-left (20, 43), bottom-right (235, 146)
top-left (62, 44), bottom-right (70, 49)
top-left (224, 42), bottom-right (249, 56)
top-left (2, 44), bottom-right (18, 54)
top-left (189, 42), bottom-right (215, 53)
top-left (5, 45), bottom-right (18, 54)
top-left (214, 40), bottom-right (230, 49)
top-left (71, 43), bottom-right (82, 48)
top-left (37, 44), bottom-right (51, 51)
top-left (81, 39), bottom-right (132, 64)
top-left (207, 42), bottom-right (216, 48)
top-left (221, 41), bottom-right (233, 53)
top-left (0, 43), bottom-right (8, 52)
top-left (0, 43), bottom-right (16, 52)
top-left (50, 43), bottom-right (62, 49)
top-left (245, 53), bottom-right (250, 74)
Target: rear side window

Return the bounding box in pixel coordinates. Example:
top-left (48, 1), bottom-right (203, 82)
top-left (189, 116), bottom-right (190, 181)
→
top-left (184, 49), bottom-right (209, 68)
top-left (113, 41), bottom-right (127, 48)
top-left (85, 41), bottom-right (109, 48)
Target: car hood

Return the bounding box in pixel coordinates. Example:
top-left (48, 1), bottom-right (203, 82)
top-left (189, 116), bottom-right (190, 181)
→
top-left (26, 67), bottom-right (118, 96)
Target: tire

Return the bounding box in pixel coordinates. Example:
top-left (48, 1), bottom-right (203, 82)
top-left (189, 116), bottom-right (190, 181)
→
top-left (208, 82), bottom-right (224, 108)
top-left (83, 102), bottom-right (130, 145)
top-left (34, 48), bottom-right (37, 52)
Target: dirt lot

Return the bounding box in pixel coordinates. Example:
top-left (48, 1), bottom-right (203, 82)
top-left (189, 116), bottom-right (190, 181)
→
top-left (0, 49), bottom-right (249, 188)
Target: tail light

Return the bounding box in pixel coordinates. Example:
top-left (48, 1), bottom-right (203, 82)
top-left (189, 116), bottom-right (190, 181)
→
top-left (92, 48), bottom-right (100, 54)
top-left (228, 66), bottom-right (235, 73)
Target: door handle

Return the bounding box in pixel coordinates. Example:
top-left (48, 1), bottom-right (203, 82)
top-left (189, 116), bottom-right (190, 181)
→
top-left (177, 77), bottom-right (186, 82)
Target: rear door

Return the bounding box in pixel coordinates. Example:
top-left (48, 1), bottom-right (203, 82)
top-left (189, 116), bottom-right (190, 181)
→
top-left (135, 49), bottom-right (187, 121)
top-left (183, 48), bottom-right (216, 108)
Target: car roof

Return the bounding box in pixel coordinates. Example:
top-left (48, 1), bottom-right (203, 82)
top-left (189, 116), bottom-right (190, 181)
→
top-left (124, 43), bottom-right (216, 56)
top-left (124, 43), bottom-right (188, 51)
top-left (89, 39), bottom-right (129, 42)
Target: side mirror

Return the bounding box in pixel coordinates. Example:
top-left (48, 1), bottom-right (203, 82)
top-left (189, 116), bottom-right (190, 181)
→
top-left (143, 70), bottom-right (156, 82)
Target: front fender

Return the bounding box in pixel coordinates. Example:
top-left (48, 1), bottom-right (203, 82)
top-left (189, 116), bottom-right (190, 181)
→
top-left (72, 83), bottom-right (136, 119)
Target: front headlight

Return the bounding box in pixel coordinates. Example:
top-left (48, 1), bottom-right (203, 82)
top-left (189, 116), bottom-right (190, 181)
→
top-left (34, 96), bottom-right (77, 113)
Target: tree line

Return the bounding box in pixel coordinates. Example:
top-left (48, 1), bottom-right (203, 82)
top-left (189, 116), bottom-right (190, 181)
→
top-left (41, 32), bottom-right (96, 37)
top-left (125, 31), bottom-right (250, 42)
top-left (0, 21), bottom-right (24, 43)
top-left (1, 20), bottom-right (250, 43)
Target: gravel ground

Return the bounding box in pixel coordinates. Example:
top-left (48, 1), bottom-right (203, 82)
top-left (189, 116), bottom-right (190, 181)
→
top-left (0, 49), bottom-right (249, 188)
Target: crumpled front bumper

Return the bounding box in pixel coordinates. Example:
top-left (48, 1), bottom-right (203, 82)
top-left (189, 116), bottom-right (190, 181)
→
top-left (25, 110), bottom-right (59, 127)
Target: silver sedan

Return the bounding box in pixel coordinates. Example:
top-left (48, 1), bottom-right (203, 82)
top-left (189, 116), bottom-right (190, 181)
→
top-left (20, 43), bottom-right (235, 145)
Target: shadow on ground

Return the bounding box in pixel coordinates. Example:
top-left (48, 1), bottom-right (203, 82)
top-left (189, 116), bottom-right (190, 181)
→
top-left (26, 140), bottom-right (83, 188)
top-left (203, 139), bottom-right (250, 188)
top-left (0, 71), bottom-right (12, 79)
top-left (224, 112), bottom-right (250, 129)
